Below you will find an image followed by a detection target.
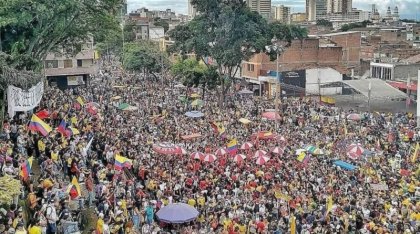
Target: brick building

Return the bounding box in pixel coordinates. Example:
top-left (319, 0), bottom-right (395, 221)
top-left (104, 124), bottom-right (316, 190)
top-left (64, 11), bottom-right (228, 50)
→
top-left (241, 38), bottom-right (346, 81)
top-left (320, 31), bottom-right (361, 68)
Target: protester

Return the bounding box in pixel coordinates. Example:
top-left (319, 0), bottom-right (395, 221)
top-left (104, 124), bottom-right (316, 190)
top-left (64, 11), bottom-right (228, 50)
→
top-left (1, 63), bottom-right (419, 234)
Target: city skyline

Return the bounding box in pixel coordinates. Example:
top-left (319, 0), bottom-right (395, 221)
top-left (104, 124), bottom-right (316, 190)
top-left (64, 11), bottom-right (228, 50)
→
top-left (127, 0), bottom-right (419, 20)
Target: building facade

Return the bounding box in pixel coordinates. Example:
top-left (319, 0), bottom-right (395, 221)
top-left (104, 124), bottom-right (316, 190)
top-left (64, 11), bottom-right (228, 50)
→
top-left (44, 38), bottom-right (96, 89)
top-left (291, 13), bottom-right (307, 23)
top-left (246, 0), bottom-right (272, 19)
top-left (273, 5), bottom-right (291, 23)
top-left (188, 0), bottom-right (197, 20)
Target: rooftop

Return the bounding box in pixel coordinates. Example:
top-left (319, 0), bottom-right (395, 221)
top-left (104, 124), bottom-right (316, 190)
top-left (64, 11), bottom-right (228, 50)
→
top-left (341, 79), bottom-right (407, 100)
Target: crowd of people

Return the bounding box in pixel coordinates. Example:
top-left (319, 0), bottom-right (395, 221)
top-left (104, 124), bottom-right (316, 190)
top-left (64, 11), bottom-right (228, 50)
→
top-left (0, 66), bottom-right (419, 234)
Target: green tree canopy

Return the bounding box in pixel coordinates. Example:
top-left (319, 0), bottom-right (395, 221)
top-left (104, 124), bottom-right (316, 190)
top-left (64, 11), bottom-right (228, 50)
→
top-left (0, 0), bottom-right (122, 70)
top-left (168, 0), bottom-right (307, 105)
top-left (123, 41), bottom-right (169, 78)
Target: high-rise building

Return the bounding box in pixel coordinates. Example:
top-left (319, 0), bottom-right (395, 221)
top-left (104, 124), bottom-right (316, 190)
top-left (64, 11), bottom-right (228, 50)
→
top-left (306, 0), bottom-right (316, 21)
top-left (273, 5), bottom-right (291, 23)
top-left (188, 0), bottom-right (197, 20)
top-left (246, 0), bottom-right (272, 19)
top-left (315, 0), bottom-right (328, 19)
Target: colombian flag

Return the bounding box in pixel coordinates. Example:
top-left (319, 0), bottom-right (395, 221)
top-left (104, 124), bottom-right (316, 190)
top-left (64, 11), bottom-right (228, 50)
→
top-left (57, 119), bottom-right (69, 137)
top-left (226, 138), bottom-right (238, 155)
top-left (114, 154), bottom-right (132, 171)
top-left (68, 127), bottom-right (80, 135)
top-left (67, 176), bottom-right (81, 200)
top-left (28, 114), bottom-right (52, 136)
top-left (20, 157), bottom-right (33, 179)
top-left (412, 142), bottom-right (419, 163)
top-left (76, 96), bottom-right (85, 106)
top-left (210, 121), bottom-right (225, 136)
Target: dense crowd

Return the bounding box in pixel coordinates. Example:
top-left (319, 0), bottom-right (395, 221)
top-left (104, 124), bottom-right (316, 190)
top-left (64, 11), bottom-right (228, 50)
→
top-left (0, 66), bottom-right (419, 234)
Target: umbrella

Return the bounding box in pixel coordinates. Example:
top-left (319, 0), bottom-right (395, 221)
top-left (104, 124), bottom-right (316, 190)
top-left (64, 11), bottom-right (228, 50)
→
top-left (254, 150), bottom-right (267, 158)
top-left (124, 106), bottom-right (138, 111)
top-left (347, 143), bottom-right (364, 160)
top-left (295, 149), bottom-right (306, 155)
top-left (347, 113), bottom-right (362, 121)
top-left (190, 93), bottom-right (200, 98)
top-left (233, 154), bottom-right (246, 163)
top-left (191, 99), bottom-right (204, 107)
top-left (156, 203), bottom-right (199, 223)
top-left (305, 145), bottom-right (323, 155)
top-left (118, 103), bottom-right (130, 110)
top-left (178, 95), bottom-right (188, 103)
top-left (261, 112), bottom-right (281, 120)
top-left (238, 118), bottom-right (252, 124)
top-left (203, 154), bottom-right (217, 163)
top-left (153, 143), bottom-right (185, 155)
top-left (111, 96), bottom-right (122, 100)
top-left (215, 148), bottom-right (227, 156)
top-left (256, 155), bottom-right (270, 165)
top-left (190, 152), bottom-right (204, 160)
top-left (86, 102), bottom-right (100, 108)
top-left (174, 84), bottom-right (186, 88)
top-left (185, 111), bottom-right (204, 118)
top-left (240, 142), bottom-right (253, 150)
top-left (118, 103), bottom-right (138, 111)
top-left (277, 135), bottom-right (286, 142)
top-left (271, 147), bottom-right (284, 155)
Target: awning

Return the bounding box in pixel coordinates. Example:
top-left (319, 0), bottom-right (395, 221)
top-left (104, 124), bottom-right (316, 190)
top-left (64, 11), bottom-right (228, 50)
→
top-left (387, 81), bottom-right (417, 92)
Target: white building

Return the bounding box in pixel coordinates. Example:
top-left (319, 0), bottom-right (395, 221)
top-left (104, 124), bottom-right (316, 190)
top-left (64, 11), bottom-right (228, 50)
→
top-left (149, 26), bottom-right (165, 41)
top-left (246, 0), bottom-right (272, 19)
top-left (273, 5), bottom-right (291, 23)
top-left (306, 67), bottom-right (343, 95)
top-left (188, 0), bottom-right (197, 20)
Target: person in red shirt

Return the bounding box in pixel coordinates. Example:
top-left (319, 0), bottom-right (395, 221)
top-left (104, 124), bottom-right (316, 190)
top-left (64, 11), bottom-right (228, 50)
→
top-left (256, 220), bottom-right (265, 233)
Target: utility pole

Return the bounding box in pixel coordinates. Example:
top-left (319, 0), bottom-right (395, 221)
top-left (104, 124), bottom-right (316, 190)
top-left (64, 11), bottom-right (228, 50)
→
top-left (275, 52), bottom-right (280, 129)
top-left (406, 73), bottom-right (411, 113)
top-left (368, 81), bottom-right (372, 112)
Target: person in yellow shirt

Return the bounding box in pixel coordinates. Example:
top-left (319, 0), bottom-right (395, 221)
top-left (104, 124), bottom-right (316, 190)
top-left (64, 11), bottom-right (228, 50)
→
top-left (188, 197), bottom-right (196, 207)
top-left (28, 220), bottom-right (42, 234)
top-left (197, 196), bottom-right (205, 207)
top-left (38, 139), bottom-right (45, 153)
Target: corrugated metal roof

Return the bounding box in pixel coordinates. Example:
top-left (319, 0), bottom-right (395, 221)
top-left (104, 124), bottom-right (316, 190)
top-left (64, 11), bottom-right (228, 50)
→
top-left (341, 79), bottom-right (407, 99)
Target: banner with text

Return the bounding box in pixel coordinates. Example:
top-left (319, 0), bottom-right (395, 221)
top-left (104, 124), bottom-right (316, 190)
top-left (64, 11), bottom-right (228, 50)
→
top-left (7, 81), bottom-right (44, 118)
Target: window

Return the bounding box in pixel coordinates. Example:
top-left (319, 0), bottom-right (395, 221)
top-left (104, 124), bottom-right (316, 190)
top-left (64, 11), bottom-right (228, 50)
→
top-left (77, 60), bottom-right (83, 67)
top-left (247, 64), bottom-right (254, 72)
top-left (64, 59), bottom-right (73, 68)
top-left (45, 60), bottom-right (58, 68)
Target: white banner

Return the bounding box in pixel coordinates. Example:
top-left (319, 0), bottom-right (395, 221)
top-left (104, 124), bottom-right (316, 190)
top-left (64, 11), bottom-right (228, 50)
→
top-left (7, 81), bottom-right (44, 118)
top-left (67, 75), bottom-right (85, 86)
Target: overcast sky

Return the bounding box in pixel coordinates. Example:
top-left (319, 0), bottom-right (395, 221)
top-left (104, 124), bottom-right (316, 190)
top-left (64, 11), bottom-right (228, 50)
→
top-left (127, 0), bottom-right (419, 20)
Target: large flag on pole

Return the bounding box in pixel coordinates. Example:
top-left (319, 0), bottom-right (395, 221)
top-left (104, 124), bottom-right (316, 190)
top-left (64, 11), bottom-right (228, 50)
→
top-left (28, 114), bottom-right (52, 136)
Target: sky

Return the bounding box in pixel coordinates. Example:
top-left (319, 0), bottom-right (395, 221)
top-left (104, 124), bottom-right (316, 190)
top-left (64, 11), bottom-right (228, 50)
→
top-left (127, 0), bottom-right (419, 20)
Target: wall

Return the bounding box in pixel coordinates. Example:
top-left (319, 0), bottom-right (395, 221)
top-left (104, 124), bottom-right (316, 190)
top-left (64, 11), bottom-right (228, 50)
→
top-left (305, 67), bottom-right (343, 95)
top-left (324, 32), bottom-right (361, 68)
top-left (242, 38), bottom-right (346, 80)
top-left (394, 64), bottom-right (420, 81)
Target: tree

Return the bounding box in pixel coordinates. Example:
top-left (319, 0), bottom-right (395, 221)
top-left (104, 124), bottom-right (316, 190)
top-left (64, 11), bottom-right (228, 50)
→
top-left (154, 18), bottom-right (170, 33)
top-left (168, 1), bottom-right (307, 106)
top-left (171, 58), bottom-right (219, 99)
top-left (316, 19), bottom-right (333, 27)
top-left (0, 0), bottom-right (122, 70)
top-left (123, 40), bottom-right (169, 79)
top-left (168, 0), bottom-right (270, 106)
